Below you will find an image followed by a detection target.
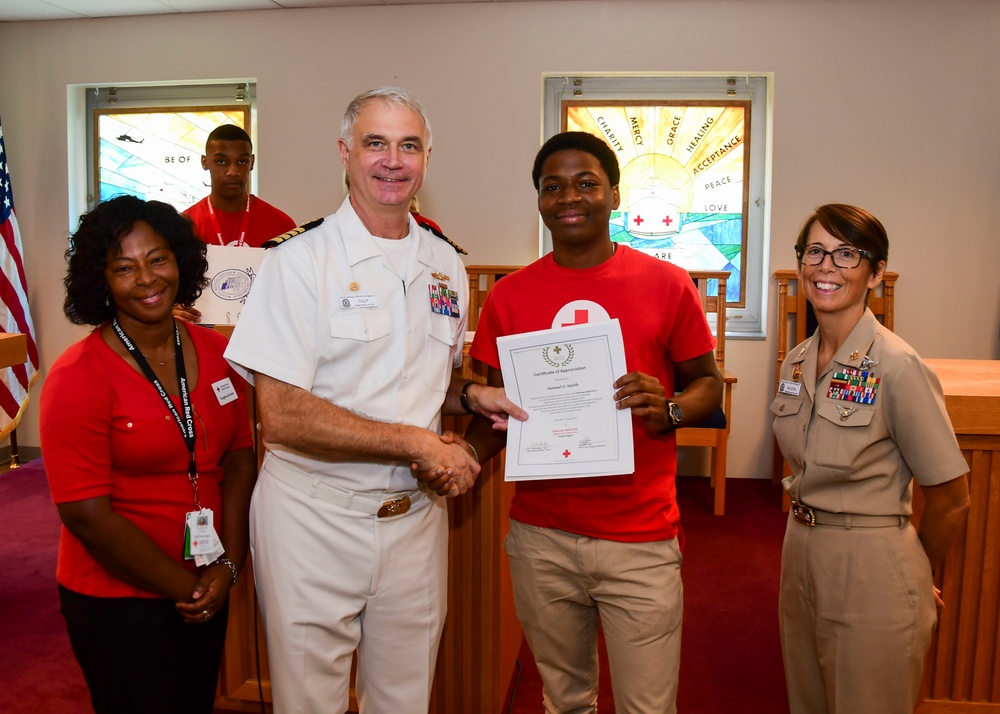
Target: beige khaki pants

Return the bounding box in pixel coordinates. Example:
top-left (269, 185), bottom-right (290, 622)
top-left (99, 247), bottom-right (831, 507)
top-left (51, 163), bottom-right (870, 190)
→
top-left (779, 513), bottom-right (937, 714)
top-left (505, 519), bottom-right (683, 714)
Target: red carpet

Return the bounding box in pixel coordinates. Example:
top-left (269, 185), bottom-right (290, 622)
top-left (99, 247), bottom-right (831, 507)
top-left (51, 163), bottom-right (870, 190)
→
top-left (0, 459), bottom-right (90, 713)
top-left (505, 475), bottom-right (790, 714)
top-left (1, 462), bottom-right (789, 713)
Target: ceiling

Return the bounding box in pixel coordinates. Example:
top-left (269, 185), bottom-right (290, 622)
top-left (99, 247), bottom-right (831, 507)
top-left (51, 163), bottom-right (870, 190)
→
top-left (0, 0), bottom-right (555, 23)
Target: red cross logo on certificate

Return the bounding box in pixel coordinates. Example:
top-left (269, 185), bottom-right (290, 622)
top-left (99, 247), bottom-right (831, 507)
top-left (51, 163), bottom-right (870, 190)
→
top-left (663, 215), bottom-right (673, 227)
top-left (562, 450), bottom-right (571, 458)
top-left (632, 215), bottom-right (644, 227)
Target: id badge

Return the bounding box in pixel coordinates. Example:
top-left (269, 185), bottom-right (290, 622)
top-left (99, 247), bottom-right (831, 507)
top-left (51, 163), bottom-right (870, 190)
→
top-left (184, 508), bottom-right (220, 560)
top-left (194, 529), bottom-right (225, 567)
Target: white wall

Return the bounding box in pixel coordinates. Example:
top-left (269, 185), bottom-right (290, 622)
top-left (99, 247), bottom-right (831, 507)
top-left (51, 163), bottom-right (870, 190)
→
top-left (1, 0), bottom-right (998, 479)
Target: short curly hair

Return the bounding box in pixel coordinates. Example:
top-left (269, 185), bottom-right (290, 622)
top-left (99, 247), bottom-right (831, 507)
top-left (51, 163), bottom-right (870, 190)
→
top-left (64, 195), bottom-right (209, 326)
top-left (532, 132), bottom-right (621, 190)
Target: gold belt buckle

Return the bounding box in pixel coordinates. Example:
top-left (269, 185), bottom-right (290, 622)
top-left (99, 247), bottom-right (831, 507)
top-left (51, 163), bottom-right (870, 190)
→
top-left (377, 495), bottom-right (411, 519)
top-left (791, 501), bottom-right (816, 527)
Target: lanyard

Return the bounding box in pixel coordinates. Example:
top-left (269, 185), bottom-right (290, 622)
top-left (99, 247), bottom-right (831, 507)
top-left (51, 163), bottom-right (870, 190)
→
top-left (206, 194), bottom-right (251, 247)
top-left (112, 318), bottom-right (201, 510)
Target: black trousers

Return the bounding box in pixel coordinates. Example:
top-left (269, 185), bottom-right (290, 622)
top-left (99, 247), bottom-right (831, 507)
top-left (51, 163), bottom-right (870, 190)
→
top-left (59, 585), bottom-right (228, 714)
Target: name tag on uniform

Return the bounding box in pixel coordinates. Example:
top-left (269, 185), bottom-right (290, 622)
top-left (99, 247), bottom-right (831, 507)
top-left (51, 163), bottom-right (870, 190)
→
top-left (340, 294), bottom-right (378, 308)
top-left (212, 377), bottom-right (238, 406)
top-left (778, 380), bottom-right (802, 396)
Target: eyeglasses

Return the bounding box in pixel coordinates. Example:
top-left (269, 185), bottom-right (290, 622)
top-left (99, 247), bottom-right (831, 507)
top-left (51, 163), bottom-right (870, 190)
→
top-left (795, 244), bottom-right (873, 269)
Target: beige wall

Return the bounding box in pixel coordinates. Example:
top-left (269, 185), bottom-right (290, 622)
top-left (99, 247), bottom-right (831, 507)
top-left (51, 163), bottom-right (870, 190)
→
top-left (1, 0), bottom-right (998, 479)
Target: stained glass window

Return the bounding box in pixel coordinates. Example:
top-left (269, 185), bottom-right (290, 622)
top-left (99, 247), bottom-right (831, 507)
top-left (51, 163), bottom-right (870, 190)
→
top-left (564, 101), bottom-right (749, 306)
top-left (94, 106), bottom-right (250, 212)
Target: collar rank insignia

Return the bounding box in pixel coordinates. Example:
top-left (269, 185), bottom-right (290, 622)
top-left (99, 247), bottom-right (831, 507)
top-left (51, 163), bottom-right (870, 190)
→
top-left (262, 217), bottom-right (325, 249)
top-left (413, 212), bottom-right (467, 255)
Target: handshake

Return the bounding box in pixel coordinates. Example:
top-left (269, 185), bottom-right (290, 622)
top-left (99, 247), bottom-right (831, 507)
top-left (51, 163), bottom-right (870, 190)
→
top-left (411, 431), bottom-right (481, 498)
top-left (410, 382), bottom-right (527, 497)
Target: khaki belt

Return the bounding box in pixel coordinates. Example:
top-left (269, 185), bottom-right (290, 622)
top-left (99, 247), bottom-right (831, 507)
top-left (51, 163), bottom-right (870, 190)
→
top-left (266, 458), bottom-right (425, 519)
top-left (791, 500), bottom-right (908, 529)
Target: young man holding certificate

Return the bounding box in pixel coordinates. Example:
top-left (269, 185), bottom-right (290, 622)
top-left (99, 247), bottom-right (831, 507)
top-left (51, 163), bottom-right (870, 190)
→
top-left (462, 131), bottom-right (723, 713)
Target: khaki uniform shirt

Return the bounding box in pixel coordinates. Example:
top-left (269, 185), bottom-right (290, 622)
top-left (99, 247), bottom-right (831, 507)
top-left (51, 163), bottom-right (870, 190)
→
top-left (771, 309), bottom-right (967, 516)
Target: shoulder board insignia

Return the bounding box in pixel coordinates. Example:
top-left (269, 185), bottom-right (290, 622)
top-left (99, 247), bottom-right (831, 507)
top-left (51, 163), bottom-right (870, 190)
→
top-left (262, 217), bottom-right (324, 249)
top-left (413, 212), bottom-right (467, 255)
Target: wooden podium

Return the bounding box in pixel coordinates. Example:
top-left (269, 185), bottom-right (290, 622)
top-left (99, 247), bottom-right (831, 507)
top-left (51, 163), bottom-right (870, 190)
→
top-left (916, 359), bottom-right (1000, 712)
top-left (211, 333), bottom-right (522, 713)
top-left (0, 333), bottom-right (27, 372)
top-left (0, 332), bottom-right (29, 463)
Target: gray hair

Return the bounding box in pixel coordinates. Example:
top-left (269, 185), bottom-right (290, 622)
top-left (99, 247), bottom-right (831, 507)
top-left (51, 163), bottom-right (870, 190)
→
top-left (340, 86), bottom-right (432, 149)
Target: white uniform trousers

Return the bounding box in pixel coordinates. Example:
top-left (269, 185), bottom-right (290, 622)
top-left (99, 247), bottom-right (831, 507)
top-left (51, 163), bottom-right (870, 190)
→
top-left (250, 468), bottom-right (448, 714)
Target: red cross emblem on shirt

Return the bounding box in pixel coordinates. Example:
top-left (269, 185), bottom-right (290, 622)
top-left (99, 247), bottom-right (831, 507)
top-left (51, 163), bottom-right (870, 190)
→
top-left (561, 309), bottom-right (590, 328)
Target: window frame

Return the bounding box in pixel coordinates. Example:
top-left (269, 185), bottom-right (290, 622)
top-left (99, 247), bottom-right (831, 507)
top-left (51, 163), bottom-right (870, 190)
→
top-left (542, 73), bottom-right (773, 338)
top-left (70, 80), bottom-right (257, 221)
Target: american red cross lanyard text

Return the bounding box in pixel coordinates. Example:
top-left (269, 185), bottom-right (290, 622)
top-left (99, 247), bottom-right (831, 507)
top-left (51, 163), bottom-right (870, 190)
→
top-left (112, 318), bottom-right (200, 509)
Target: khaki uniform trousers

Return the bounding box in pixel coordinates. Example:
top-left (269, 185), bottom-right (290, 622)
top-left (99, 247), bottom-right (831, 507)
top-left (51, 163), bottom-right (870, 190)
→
top-left (779, 513), bottom-right (937, 714)
top-left (505, 519), bottom-right (684, 714)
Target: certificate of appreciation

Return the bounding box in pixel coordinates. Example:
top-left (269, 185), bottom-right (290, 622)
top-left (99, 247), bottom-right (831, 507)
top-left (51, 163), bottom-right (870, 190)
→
top-left (498, 319), bottom-right (634, 481)
top-left (193, 244), bottom-right (265, 325)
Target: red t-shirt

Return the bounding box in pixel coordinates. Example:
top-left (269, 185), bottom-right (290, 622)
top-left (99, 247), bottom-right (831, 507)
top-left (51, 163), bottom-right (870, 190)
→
top-left (470, 246), bottom-right (715, 542)
top-left (184, 195), bottom-right (296, 248)
top-left (41, 326), bottom-right (255, 598)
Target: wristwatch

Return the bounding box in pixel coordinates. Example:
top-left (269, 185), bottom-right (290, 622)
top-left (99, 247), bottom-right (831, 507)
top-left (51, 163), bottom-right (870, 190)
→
top-left (667, 401), bottom-right (683, 429)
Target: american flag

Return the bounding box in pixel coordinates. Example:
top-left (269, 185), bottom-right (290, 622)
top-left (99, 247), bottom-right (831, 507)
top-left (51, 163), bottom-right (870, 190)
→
top-left (0, 115), bottom-right (39, 438)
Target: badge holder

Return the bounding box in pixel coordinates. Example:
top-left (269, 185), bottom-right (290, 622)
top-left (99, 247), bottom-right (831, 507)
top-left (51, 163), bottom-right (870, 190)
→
top-left (183, 508), bottom-right (225, 565)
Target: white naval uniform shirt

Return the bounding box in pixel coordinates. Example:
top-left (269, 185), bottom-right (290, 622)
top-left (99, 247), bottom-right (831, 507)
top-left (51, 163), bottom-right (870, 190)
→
top-left (225, 197), bottom-right (468, 493)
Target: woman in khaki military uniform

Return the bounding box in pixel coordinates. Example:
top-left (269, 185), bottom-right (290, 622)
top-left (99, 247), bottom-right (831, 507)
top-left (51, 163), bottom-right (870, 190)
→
top-left (771, 204), bottom-right (970, 714)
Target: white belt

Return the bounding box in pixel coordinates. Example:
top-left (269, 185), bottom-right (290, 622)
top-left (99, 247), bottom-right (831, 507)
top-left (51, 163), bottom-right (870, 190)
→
top-left (265, 457), bottom-right (426, 519)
